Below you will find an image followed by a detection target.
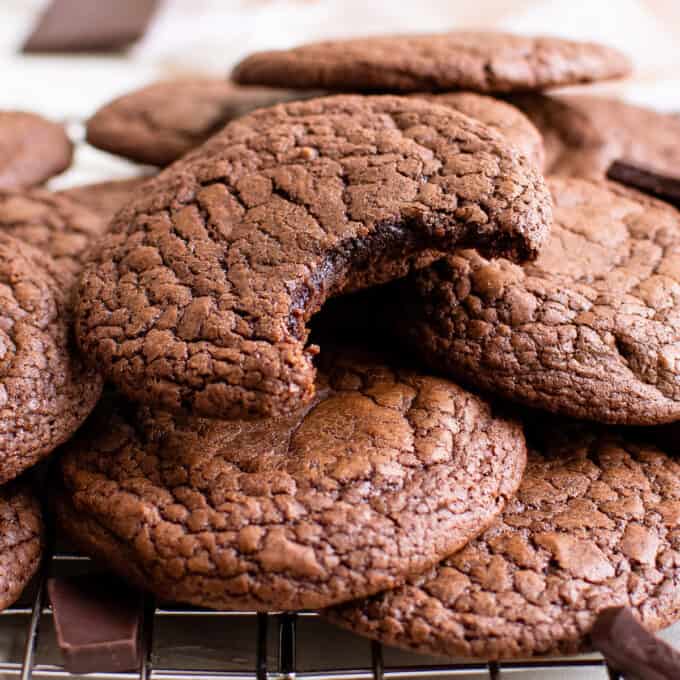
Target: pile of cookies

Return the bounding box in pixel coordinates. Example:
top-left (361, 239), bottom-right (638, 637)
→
top-left (2, 31), bottom-right (680, 663)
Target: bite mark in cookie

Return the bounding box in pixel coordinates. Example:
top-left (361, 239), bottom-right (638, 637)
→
top-left (75, 95), bottom-right (551, 419)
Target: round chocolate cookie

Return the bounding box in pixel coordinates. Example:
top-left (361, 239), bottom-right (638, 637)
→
top-left (0, 111), bottom-right (73, 190)
top-left (398, 177), bottom-right (680, 425)
top-left (86, 79), bottom-right (314, 166)
top-left (510, 94), bottom-right (680, 178)
top-left (327, 424), bottom-right (680, 658)
top-left (55, 351), bottom-right (526, 611)
top-left (75, 94), bottom-right (551, 420)
top-left (59, 177), bottom-right (150, 223)
top-left (0, 189), bottom-right (107, 288)
top-left (233, 32), bottom-right (631, 94)
top-left (0, 233), bottom-right (102, 483)
top-left (423, 93), bottom-right (544, 168)
top-left (0, 483), bottom-right (43, 612)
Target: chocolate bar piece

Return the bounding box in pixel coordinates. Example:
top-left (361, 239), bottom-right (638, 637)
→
top-left (48, 574), bottom-right (143, 674)
top-left (607, 159), bottom-right (680, 208)
top-left (22, 0), bottom-right (159, 53)
top-left (591, 607), bottom-right (680, 680)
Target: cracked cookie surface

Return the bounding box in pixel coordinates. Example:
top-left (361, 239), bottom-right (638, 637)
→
top-left (233, 32), bottom-right (631, 94)
top-left (86, 79), bottom-right (314, 166)
top-left (399, 177), bottom-right (680, 424)
top-left (418, 93), bottom-right (544, 169)
top-left (510, 94), bottom-right (680, 178)
top-left (75, 94), bottom-right (551, 419)
top-left (0, 482), bottom-right (42, 612)
top-left (0, 188), bottom-right (107, 289)
top-left (0, 233), bottom-right (102, 483)
top-left (327, 423), bottom-right (680, 658)
top-left (55, 350), bottom-right (526, 611)
top-left (0, 111), bottom-right (72, 190)
top-left (59, 177), bottom-right (151, 223)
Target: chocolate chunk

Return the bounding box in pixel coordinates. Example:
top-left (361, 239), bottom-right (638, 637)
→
top-left (607, 159), bottom-right (680, 207)
top-left (22, 0), bottom-right (159, 53)
top-left (591, 607), bottom-right (680, 680)
top-left (48, 574), bottom-right (143, 674)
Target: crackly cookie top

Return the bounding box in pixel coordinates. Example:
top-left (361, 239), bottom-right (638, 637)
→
top-left (0, 233), bottom-right (102, 484)
top-left (403, 177), bottom-right (680, 425)
top-left (233, 32), bottom-right (631, 94)
top-left (0, 188), bottom-right (107, 288)
top-left (86, 79), bottom-right (314, 166)
top-left (422, 93), bottom-right (544, 168)
top-left (75, 94), bottom-right (551, 420)
top-left (56, 350), bottom-right (526, 611)
top-left (59, 177), bottom-right (150, 223)
top-left (0, 482), bottom-right (43, 612)
top-left (0, 111), bottom-right (73, 190)
top-left (327, 424), bottom-right (680, 658)
top-left (510, 94), bottom-right (680, 178)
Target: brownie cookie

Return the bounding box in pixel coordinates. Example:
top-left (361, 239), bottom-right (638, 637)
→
top-left (328, 424), bottom-right (680, 658)
top-left (421, 93), bottom-right (544, 168)
top-left (0, 111), bottom-right (73, 190)
top-left (86, 79), bottom-right (314, 166)
top-left (59, 177), bottom-right (150, 223)
top-left (0, 189), bottom-right (107, 288)
top-left (0, 483), bottom-right (43, 612)
top-left (0, 233), bottom-right (102, 483)
top-left (75, 95), bottom-right (551, 420)
top-left (397, 177), bottom-right (680, 425)
top-left (510, 94), bottom-right (680, 178)
top-left (55, 350), bottom-right (526, 611)
top-left (233, 32), bottom-right (631, 94)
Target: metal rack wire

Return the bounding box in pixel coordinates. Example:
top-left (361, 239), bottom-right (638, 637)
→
top-left (0, 539), bottom-right (622, 680)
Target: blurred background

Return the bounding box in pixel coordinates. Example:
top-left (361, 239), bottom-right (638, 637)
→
top-left (2, 0), bottom-right (680, 183)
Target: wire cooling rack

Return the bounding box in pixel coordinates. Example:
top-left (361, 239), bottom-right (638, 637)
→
top-left (0, 536), bottom-right (627, 680)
